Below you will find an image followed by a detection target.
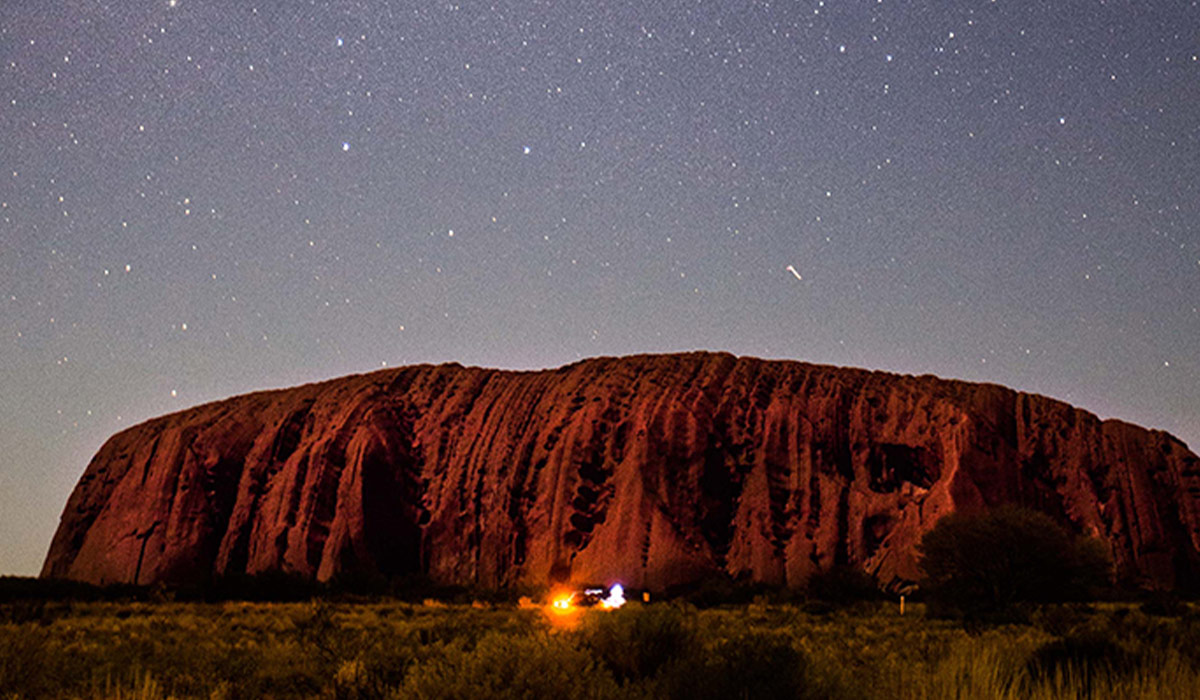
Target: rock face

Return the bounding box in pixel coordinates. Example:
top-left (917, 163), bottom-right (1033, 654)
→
top-left (43, 353), bottom-right (1200, 591)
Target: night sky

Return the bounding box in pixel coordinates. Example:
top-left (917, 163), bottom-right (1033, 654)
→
top-left (2, 1), bottom-right (1198, 576)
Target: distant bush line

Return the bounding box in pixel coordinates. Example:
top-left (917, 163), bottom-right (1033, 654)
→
top-left (4, 506), bottom-right (1185, 611)
top-left (4, 568), bottom-right (892, 610)
top-left (0, 572), bottom-right (536, 606)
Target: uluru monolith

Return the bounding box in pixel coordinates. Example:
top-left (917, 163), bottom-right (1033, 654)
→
top-left (42, 352), bottom-right (1200, 592)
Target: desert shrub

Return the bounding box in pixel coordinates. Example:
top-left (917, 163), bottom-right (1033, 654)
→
top-left (919, 625), bottom-right (1200, 700)
top-left (326, 571), bottom-right (393, 599)
top-left (663, 575), bottom-right (777, 608)
top-left (1032, 603), bottom-right (1095, 637)
top-left (575, 604), bottom-right (697, 684)
top-left (331, 658), bottom-right (388, 700)
top-left (204, 571), bottom-right (323, 601)
top-left (398, 631), bottom-right (618, 699)
top-left (0, 599), bottom-right (52, 625)
top-left (1094, 605), bottom-right (1200, 666)
top-left (16, 598), bottom-right (1200, 699)
top-left (0, 575), bottom-right (148, 603)
top-left (355, 627), bottom-right (421, 692)
top-left (407, 606), bottom-right (541, 648)
top-left (1024, 631), bottom-right (1140, 696)
top-left (918, 505), bottom-right (1111, 619)
top-left (0, 576), bottom-right (95, 602)
top-left (919, 629), bottom-right (1047, 698)
top-left (294, 600), bottom-right (342, 662)
top-left (104, 671), bottom-right (171, 700)
top-left (660, 630), bottom-right (813, 700)
top-left (0, 624), bottom-right (55, 697)
top-left (1139, 592), bottom-right (1189, 617)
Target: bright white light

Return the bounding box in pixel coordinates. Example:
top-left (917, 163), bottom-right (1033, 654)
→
top-left (602, 583), bottom-right (626, 609)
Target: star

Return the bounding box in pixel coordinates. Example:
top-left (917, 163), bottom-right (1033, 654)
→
top-left (3, 0), bottom-right (1200, 581)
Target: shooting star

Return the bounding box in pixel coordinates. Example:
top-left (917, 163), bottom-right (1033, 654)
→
top-left (785, 265), bottom-right (803, 282)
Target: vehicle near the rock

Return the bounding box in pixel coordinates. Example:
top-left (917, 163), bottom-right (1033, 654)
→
top-left (551, 583), bottom-right (625, 611)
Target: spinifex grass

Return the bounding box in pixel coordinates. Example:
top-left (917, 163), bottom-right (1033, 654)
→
top-left (0, 600), bottom-right (1196, 699)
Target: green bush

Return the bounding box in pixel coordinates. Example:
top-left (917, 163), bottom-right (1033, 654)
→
top-left (918, 505), bottom-right (1111, 619)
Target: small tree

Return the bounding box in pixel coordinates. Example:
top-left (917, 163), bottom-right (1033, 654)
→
top-left (917, 505), bottom-right (1110, 618)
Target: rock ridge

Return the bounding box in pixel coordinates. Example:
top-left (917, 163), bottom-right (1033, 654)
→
top-left (43, 352), bottom-right (1200, 591)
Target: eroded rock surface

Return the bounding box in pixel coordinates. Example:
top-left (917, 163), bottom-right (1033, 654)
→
top-left (42, 353), bottom-right (1200, 590)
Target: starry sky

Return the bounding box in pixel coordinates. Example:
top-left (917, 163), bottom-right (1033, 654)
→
top-left (2, 0), bottom-right (1198, 576)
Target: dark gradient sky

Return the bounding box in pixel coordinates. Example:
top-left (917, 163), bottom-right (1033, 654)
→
top-left (2, 1), bottom-right (1198, 575)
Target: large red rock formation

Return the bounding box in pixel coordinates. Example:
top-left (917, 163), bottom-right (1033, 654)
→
top-left (42, 353), bottom-right (1200, 591)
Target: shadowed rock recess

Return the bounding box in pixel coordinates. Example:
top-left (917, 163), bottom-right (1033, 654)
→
top-left (43, 353), bottom-right (1200, 592)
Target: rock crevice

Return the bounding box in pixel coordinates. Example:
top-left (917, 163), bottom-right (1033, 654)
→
top-left (42, 352), bottom-right (1200, 591)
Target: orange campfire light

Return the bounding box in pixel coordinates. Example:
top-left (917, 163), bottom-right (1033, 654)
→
top-left (549, 583), bottom-right (625, 614)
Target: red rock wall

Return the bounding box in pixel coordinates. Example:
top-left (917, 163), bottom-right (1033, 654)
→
top-left (42, 353), bottom-right (1200, 591)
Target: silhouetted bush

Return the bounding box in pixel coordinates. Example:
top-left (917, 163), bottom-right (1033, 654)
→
top-left (918, 505), bottom-right (1111, 619)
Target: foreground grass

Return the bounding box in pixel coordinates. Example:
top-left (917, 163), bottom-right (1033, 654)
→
top-left (1, 599), bottom-right (1197, 699)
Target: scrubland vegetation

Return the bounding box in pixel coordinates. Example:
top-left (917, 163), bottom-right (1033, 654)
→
top-left (2, 593), bottom-right (1198, 699)
top-left (3, 508), bottom-right (1193, 698)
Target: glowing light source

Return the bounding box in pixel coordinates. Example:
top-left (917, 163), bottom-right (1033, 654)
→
top-left (601, 583), bottom-right (625, 609)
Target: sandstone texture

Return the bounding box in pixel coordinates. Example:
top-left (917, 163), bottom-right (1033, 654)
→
top-left (43, 352), bottom-right (1200, 591)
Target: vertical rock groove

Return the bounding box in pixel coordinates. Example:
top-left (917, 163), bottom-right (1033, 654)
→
top-left (41, 352), bottom-right (1200, 592)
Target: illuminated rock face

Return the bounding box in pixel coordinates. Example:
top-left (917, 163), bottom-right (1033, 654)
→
top-left (43, 353), bottom-right (1200, 591)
